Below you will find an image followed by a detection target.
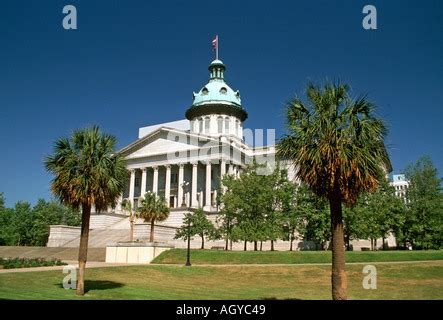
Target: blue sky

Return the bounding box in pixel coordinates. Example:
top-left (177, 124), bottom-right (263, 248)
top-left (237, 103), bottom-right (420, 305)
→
top-left (0, 0), bottom-right (442, 207)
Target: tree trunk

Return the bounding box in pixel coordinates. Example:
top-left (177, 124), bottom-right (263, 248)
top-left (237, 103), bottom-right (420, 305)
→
top-left (225, 237), bottom-right (228, 251)
top-left (254, 241), bottom-right (258, 251)
top-left (76, 203), bottom-right (91, 296)
top-left (260, 241), bottom-right (263, 251)
top-left (201, 234), bottom-right (205, 249)
top-left (329, 195), bottom-right (347, 300)
top-left (230, 239), bottom-right (232, 251)
top-left (244, 240), bottom-right (247, 251)
top-left (271, 240), bottom-right (275, 251)
top-left (150, 219), bottom-right (155, 242)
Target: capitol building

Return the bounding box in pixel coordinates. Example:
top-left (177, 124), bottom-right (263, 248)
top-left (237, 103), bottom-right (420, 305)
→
top-left (116, 58), bottom-right (282, 212)
top-left (46, 56), bottom-right (396, 252)
top-left (47, 57), bottom-right (295, 251)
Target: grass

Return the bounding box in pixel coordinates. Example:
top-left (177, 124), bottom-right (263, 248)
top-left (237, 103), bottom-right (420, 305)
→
top-left (152, 249), bottom-right (443, 265)
top-left (0, 261), bottom-right (441, 300)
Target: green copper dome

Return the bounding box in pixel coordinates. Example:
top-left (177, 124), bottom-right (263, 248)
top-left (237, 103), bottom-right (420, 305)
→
top-left (185, 59), bottom-right (248, 121)
top-left (192, 81), bottom-right (242, 106)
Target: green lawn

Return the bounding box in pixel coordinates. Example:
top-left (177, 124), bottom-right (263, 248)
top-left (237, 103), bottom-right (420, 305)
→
top-left (0, 261), bottom-right (441, 300)
top-left (152, 249), bottom-right (443, 265)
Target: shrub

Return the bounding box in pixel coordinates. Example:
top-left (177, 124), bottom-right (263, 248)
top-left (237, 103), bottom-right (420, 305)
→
top-left (0, 257), bottom-right (67, 269)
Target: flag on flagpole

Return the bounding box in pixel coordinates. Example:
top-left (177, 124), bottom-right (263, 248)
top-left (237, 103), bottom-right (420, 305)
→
top-left (212, 35), bottom-right (218, 60)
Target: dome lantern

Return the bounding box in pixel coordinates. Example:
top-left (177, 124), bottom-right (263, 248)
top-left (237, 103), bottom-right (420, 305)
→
top-left (209, 59), bottom-right (226, 80)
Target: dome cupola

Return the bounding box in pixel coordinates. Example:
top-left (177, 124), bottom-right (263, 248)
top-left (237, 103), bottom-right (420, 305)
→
top-left (186, 59), bottom-right (248, 139)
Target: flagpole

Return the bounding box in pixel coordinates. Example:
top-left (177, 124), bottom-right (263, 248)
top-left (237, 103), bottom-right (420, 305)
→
top-left (216, 35), bottom-right (219, 60)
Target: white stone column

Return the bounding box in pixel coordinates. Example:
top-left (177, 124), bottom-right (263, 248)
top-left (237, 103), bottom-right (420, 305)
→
top-left (140, 168), bottom-right (147, 199)
top-left (129, 169), bottom-right (135, 206)
top-left (117, 194), bottom-right (123, 212)
top-left (220, 159), bottom-right (227, 193)
top-left (220, 159), bottom-right (226, 177)
top-left (205, 161), bottom-right (212, 207)
top-left (210, 115), bottom-right (217, 134)
top-left (228, 163), bottom-right (234, 175)
top-left (152, 166), bottom-right (159, 195)
top-left (191, 162), bottom-right (198, 207)
top-left (178, 163), bottom-right (184, 207)
top-left (231, 117), bottom-right (236, 136)
top-left (165, 165), bottom-right (171, 207)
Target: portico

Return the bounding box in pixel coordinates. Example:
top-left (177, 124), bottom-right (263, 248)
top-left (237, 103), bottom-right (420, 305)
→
top-left (122, 160), bottom-right (239, 211)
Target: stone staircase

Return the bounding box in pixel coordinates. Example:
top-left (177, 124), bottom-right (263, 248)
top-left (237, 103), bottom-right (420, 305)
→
top-left (89, 212), bottom-right (128, 229)
top-left (47, 209), bottom-right (221, 249)
top-left (62, 228), bottom-right (131, 248)
top-left (156, 209), bottom-right (187, 228)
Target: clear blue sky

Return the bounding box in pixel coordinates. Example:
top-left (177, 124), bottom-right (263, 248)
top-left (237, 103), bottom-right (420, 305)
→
top-left (0, 0), bottom-right (442, 207)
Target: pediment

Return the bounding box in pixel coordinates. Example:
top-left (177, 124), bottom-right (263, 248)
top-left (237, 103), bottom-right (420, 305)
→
top-left (120, 127), bottom-right (212, 160)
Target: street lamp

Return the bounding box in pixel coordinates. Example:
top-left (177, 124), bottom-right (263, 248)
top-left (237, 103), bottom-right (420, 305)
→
top-left (181, 181), bottom-right (189, 207)
top-left (181, 181), bottom-right (192, 266)
top-left (185, 212), bottom-right (192, 267)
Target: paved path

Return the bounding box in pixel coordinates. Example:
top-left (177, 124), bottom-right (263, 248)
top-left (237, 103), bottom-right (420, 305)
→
top-left (0, 261), bottom-right (139, 274)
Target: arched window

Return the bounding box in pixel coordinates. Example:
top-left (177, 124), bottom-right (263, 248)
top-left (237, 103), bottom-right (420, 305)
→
top-left (220, 87), bottom-right (227, 94)
top-left (201, 87), bottom-right (208, 95)
top-left (204, 117), bottom-right (210, 133)
top-left (217, 116), bottom-right (223, 133)
top-left (224, 117), bottom-right (230, 134)
top-left (198, 118), bottom-right (203, 133)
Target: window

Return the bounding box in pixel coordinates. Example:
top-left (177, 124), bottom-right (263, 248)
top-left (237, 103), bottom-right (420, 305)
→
top-left (204, 117), bottom-right (210, 133)
top-left (224, 117), bottom-right (230, 133)
top-left (202, 87), bottom-right (208, 95)
top-left (171, 173), bottom-right (178, 184)
top-left (217, 116), bottom-right (223, 133)
top-left (199, 118), bottom-right (203, 133)
top-left (135, 177), bottom-right (140, 188)
top-left (220, 87), bottom-right (227, 94)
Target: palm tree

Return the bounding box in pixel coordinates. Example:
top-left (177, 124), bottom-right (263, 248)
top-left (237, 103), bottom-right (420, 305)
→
top-left (137, 192), bottom-right (170, 242)
top-left (121, 199), bottom-right (136, 242)
top-left (277, 82), bottom-right (391, 300)
top-left (44, 126), bottom-right (127, 296)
